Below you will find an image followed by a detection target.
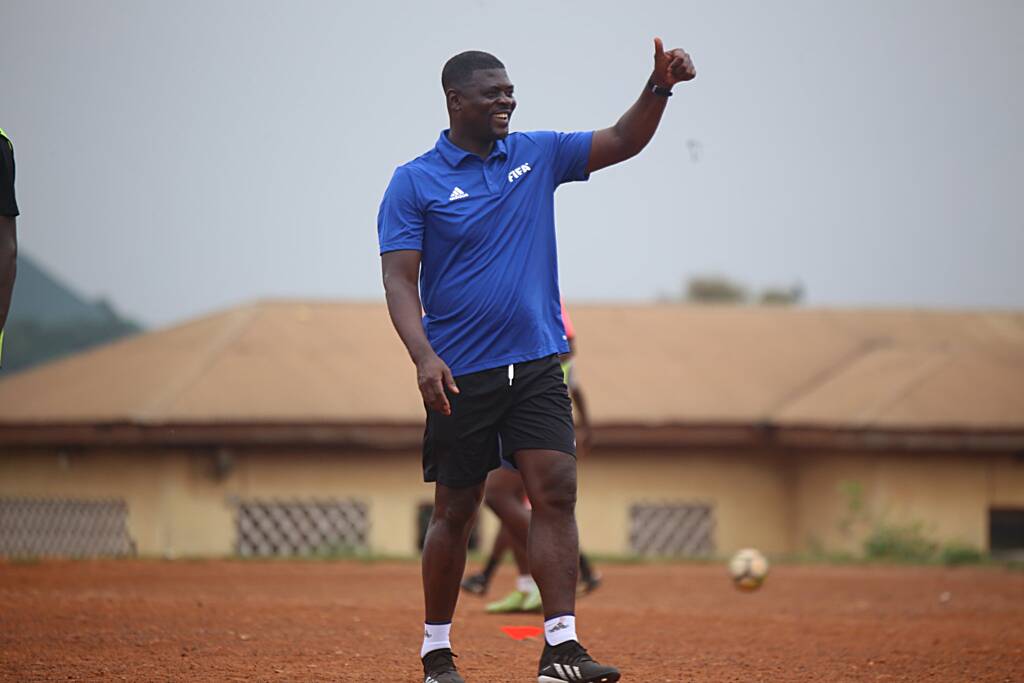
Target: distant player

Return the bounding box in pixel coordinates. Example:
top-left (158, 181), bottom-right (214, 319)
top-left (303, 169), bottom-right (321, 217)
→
top-left (378, 40), bottom-right (695, 683)
top-left (0, 127), bottom-right (19, 367)
top-left (463, 300), bottom-right (602, 612)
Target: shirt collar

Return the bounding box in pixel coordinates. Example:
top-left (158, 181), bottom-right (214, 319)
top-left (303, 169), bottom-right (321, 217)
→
top-left (435, 130), bottom-right (508, 167)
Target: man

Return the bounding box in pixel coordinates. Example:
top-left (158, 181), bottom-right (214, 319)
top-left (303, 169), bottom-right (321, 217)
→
top-left (0, 128), bottom-right (19, 367)
top-left (378, 39), bottom-right (695, 683)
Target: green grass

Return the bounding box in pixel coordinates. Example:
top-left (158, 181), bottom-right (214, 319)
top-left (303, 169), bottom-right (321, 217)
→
top-left (863, 522), bottom-right (938, 563)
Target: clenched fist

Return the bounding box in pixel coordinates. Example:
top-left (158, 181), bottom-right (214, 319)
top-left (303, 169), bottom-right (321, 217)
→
top-left (652, 37), bottom-right (696, 88)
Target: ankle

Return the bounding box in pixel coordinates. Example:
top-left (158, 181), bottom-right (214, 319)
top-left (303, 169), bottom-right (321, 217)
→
top-left (515, 574), bottom-right (537, 593)
top-left (543, 613), bottom-right (577, 647)
top-left (421, 621), bottom-right (452, 658)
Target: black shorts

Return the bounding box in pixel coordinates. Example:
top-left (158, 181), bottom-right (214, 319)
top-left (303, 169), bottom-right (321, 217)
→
top-left (422, 354), bottom-right (576, 488)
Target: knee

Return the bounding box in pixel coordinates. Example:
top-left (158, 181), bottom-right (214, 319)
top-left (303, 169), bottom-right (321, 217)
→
top-left (434, 487), bottom-right (483, 529)
top-left (483, 487), bottom-right (501, 513)
top-left (531, 473), bottom-right (576, 515)
top-left (484, 484), bottom-right (519, 514)
top-left (483, 469), bottom-right (526, 514)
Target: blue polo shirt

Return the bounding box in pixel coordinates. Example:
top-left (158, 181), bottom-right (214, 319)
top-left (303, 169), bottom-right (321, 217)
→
top-left (378, 129), bottom-right (592, 377)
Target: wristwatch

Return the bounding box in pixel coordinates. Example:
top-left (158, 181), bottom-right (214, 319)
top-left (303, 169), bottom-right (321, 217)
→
top-left (648, 79), bottom-right (673, 97)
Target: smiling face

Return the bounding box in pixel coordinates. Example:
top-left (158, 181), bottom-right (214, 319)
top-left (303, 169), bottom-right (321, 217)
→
top-left (447, 68), bottom-right (516, 143)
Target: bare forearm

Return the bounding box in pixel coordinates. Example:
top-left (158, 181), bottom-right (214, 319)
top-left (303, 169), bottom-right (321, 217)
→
top-left (0, 217), bottom-right (16, 331)
top-left (571, 386), bottom-right (590, 430)
top-left (383, 276), bottom-right (435, 364)
top-left (609, 84), bottom-right (669, 158)
top-left (588, 40), bottom-right (695, 173)
top-left (380, 250), bottom-right (458, 414)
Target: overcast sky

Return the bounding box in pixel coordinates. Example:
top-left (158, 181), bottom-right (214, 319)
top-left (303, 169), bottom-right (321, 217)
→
top-left (1, 0), bottom-right (1021, 328)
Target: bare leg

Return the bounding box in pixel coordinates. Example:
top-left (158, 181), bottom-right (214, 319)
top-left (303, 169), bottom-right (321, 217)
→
top-left (483, 467), bottom-right (531, 570)
top-left (515, 449), bottom-right (578, 619)
top-left (509, 523), bottom-right (530, 576)
top-left (423, 482), bottom-right (485, 622)
top-left (485, 525), bottom-right (514, 578)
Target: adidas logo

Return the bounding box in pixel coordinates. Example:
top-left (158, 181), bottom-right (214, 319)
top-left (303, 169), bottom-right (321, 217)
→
top-left (448, 186), bottom-right (469, 201)
top-left (548, 621), bottom-right (569, 632)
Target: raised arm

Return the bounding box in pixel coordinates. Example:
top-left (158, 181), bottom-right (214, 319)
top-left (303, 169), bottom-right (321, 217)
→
top-left (381, 249), bottom-right (459, 415)
top-left (587, 38), bottom-right (696, 174)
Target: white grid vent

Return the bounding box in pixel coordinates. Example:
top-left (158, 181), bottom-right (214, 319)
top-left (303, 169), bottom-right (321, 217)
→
top-left (0, 497), bottom-right (135, 558)
top-left (235, 499), bottom-right (369, 557)
top-left (629, 502), bottom-right (715, 557)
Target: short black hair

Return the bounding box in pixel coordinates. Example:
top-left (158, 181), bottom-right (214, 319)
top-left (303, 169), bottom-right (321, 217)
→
top-left (441, 51), bottom-right (505, 91)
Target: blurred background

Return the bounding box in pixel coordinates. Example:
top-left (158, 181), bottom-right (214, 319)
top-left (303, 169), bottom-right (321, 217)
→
top-left (1, 0), bottom-right (1022, 565)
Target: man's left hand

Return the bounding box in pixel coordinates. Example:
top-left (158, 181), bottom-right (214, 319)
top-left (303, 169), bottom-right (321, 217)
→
top-left (652, 37), bottom-right (696, 88)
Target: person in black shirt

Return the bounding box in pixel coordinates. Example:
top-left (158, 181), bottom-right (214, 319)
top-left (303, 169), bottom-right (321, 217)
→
top-left (0, 127), bottom-right (19, 366)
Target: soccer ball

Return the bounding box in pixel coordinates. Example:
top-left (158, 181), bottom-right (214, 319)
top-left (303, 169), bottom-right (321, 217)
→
top-left (728, 548), bottom-right (768, 591)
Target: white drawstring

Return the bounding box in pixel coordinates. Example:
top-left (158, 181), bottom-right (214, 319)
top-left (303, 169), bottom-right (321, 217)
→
top-left (507, 364), bottom-right (514, 386)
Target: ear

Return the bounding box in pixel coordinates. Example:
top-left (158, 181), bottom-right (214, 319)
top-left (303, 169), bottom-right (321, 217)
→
top-left (445, 88), bottom-right (461, 113)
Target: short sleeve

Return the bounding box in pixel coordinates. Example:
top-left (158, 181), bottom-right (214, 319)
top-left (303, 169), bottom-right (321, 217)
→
top-left (377, 166), bottom-right (423, 254)
top-left (534, 130), bottom-right (593, 187)
top-left (0, 135), bottom-right (18, 218)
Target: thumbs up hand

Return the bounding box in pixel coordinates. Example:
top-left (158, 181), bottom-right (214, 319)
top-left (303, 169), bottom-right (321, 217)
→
top-left (652, 37), bottom-right (696, 88)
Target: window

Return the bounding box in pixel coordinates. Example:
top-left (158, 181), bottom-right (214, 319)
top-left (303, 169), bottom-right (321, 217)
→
top-left (989, 508), bottom-right (1024, 557)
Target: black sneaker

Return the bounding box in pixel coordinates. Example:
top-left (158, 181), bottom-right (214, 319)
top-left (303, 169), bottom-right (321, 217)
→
top-left (422, 648), bottom-right (464, 683)
top-left (538, 640), bottom-right (620, 683)
top-left (460, 572), bottom-right (489, 596)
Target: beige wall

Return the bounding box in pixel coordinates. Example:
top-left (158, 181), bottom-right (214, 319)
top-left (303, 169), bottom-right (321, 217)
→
top-left (2, 445), bottom-right (1022, 557)
top-left (990, 453), bottom-right (1024, 508)
top-left (577, 449), bottom-right (795, 556)
top-left (0, 447), bottom-right (438, 557)
top-left (791, 451), bottom-right (1024, 554)
top-left (2, 448), bottom-right (176, 555)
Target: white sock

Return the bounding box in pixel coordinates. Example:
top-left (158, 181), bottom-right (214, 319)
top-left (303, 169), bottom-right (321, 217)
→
top-left (544, 614), bottom-right (577, 647)
top-left (516, 575), bottom-right (537, 593)
top-left (421, 622), bottom-right (451, 658)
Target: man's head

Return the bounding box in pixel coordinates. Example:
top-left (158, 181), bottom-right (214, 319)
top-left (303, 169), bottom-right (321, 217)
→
top-left (442, 51), bottom-right (515, 142)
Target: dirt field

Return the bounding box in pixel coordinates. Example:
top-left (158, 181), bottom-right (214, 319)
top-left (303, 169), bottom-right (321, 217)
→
top-left (1, 560), bottom-right (1022, 682)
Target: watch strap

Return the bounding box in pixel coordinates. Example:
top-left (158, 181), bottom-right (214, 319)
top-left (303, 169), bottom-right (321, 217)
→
top-left (648, 79), bottom-right (673, 97)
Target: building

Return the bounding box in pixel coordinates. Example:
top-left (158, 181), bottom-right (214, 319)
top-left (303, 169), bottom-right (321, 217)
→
top-left (1, 301), bottom-right (1023, 559)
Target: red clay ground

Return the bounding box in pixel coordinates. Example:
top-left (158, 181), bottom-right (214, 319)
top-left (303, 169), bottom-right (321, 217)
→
top-left (1, 560), bottom-right (1022, 682)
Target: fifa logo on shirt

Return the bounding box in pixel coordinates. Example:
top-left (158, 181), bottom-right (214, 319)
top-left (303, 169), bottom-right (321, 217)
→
top-left (508, 163), bottom-right (532, 183)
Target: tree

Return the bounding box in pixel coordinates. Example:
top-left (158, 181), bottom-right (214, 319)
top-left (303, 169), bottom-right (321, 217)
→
top-left (758, 283), bottom-right (805, 305)
top-left (685, 276), bottom-right (748, 304)
top-left (681, 276), bottom-right (805, 306)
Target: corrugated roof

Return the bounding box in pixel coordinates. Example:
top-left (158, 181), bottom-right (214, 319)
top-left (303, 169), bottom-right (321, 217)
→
top-left (1, 301), bottom-right (1022, 432)
top-left (572, 306), bottom-right (1024, 430)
